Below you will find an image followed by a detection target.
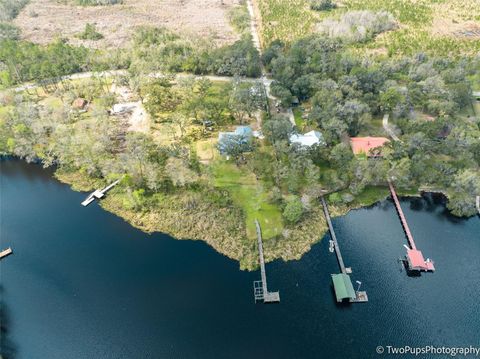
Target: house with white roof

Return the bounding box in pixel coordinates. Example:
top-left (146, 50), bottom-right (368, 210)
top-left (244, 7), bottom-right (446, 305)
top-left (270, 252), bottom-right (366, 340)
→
top-left (289, 130), bottom-right (325, 147)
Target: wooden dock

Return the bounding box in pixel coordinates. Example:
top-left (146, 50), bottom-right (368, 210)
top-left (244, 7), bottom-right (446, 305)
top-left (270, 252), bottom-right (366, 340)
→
top-left (0, 247), bottom-right (13, 260)
top-left (81, 180), bottom-right (119, 206)
top-left (351, 291), bottom-right (368, 303)
top-left (388, 182), bottom-right (435, 272)
top-left (321, 196), bottom-right (346, 274)
top-left (321, 197), bottom-right (368, 303)
top-left (253, 220), bottom-right (280, 303)
top-left (476, 196), bottom-right (480, 215)
top-left (388, 182), bottom-right (417, 250)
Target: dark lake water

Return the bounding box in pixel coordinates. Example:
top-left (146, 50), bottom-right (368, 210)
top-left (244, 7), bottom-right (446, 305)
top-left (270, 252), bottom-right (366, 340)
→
top-left (1, 159), bottom-right (479, 359)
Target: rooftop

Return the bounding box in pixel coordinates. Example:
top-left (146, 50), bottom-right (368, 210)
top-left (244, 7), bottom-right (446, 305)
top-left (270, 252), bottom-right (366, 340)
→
top-left (218, 126), bottom-right (253, 154)
top-left (407, 249), bottom-right (435, 271)
top-left (331, 273), bottom-right (356, 302)
top-left (218, 126), bottom-right (253, 141)
top-left (350, 136), bottom-right (390, 157)
top-left (290, 130), bottom-right (324, 147)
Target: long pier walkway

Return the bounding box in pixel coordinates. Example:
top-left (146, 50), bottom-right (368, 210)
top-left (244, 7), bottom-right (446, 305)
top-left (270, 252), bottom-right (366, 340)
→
top-left (388, 182), bottom-right (417, 250)
top-left (476, 196), bottom-right (480, 215)
top-left (388, 182), bottom-right (435, 272)
top-left (320, 197), bottom-right (368, 303)
top-left (253, 220), bottom-right (280, 303)
top-left (320, 197), bottom-right (346, 274)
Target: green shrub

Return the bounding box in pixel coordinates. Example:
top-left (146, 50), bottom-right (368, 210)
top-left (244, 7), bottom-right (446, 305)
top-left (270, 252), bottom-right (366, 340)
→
top-left (77, 23), bottom-right (104, 41)
top-left (75, 0), bottom-right (122, 5)
top-left (0, 22), bottom-right (20, 41)
top-left (0, 40), bottom-right (90, 85)
top-left (131, 27), bottom-right (261, 78)
top-left (283, 197), bottom-right (304, 224)
top-left (228, 2), bottom-right (250, 33)
top-left (0, 0), bottom-right (29, 21)
top-left (328, 192), bottom-right (342, 204)
top-left (317, 10), bottom-right (397, 42)
top-left (310, 0), bottom-right (336, 11)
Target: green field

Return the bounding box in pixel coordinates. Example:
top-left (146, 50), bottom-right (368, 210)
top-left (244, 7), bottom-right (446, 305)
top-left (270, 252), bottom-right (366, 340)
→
top-left (255, 0), bottom-right (480, 57)
top-left (212, 160), bottom-right (283, 240)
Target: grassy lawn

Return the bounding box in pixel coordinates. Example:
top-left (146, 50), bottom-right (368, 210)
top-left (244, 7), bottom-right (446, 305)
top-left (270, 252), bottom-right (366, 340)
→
top-left (293, 107), bottom-right (305, 129)
top-left (0, 105), bottom-right (13, 120)
top-left (473, 101), bottom-right (480, 117)
top-left (39, 96), bottom-right (64, 110)
top-left (327, 186), bottom-right (390, 213)
top-left (195, 138), bottom-right (217, 163)
top-left (212, 160), bottom-right (283, 240)
top-left (351, 186), bottom-right (390, 207)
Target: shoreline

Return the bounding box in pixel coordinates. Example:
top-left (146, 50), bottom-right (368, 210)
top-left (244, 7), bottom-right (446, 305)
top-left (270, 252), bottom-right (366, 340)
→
top-left (54, 166), bottom-right (451, 271)
top-left (3, 157), bottom-right (467, 271)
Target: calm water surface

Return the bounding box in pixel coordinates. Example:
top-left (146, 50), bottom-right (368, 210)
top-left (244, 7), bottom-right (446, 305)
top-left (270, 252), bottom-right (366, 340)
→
top-left (1, 159), bottom-right (479, 359)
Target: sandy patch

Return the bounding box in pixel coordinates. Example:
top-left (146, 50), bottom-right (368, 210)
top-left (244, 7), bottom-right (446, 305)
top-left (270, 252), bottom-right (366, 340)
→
top-left (111, 83), bottom-right (149, 133)
top-left (14, 0), bottom-right (240, 49)
top-left (127, 102), bottom-right (149, 133)
top-left (432, 17), bottom-right (480, 39)
top-left (430, 1), bottom-right (480, 39)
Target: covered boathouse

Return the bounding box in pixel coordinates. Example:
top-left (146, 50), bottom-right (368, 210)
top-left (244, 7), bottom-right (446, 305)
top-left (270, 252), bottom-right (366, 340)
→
top-left (331, 273), bottom-right (356, 302)
top-left (406, 248), bottom-right (435, 271)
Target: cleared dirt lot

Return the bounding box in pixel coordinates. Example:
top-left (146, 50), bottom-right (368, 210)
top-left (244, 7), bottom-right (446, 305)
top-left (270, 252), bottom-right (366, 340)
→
top-left (14, 0), bottom-right (240, 49)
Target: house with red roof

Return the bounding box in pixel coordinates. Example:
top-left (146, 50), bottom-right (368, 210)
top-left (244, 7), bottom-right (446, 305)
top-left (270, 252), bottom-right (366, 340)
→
top-left (350, 137), bottom-right (390, 157)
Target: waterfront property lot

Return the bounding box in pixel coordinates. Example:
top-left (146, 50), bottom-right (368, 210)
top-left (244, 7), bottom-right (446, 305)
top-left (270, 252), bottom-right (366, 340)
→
top-left (212, 160), bottom-right (284, 240)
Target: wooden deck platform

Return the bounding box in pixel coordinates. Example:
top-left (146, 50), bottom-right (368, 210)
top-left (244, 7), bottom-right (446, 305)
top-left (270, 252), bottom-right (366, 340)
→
top-left (81, 180), bottom-right (119, 207)
top-left (0, 247), bottom-right (13, 260)
top-left (253, 220), bottom-right (280, 304)
top-left (350, 291), bottom-right (368, 303)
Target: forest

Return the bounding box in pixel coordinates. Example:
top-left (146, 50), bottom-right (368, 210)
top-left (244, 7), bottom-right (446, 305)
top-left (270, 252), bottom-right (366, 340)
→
top-left (263, 36), bottom-right (480, 216)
